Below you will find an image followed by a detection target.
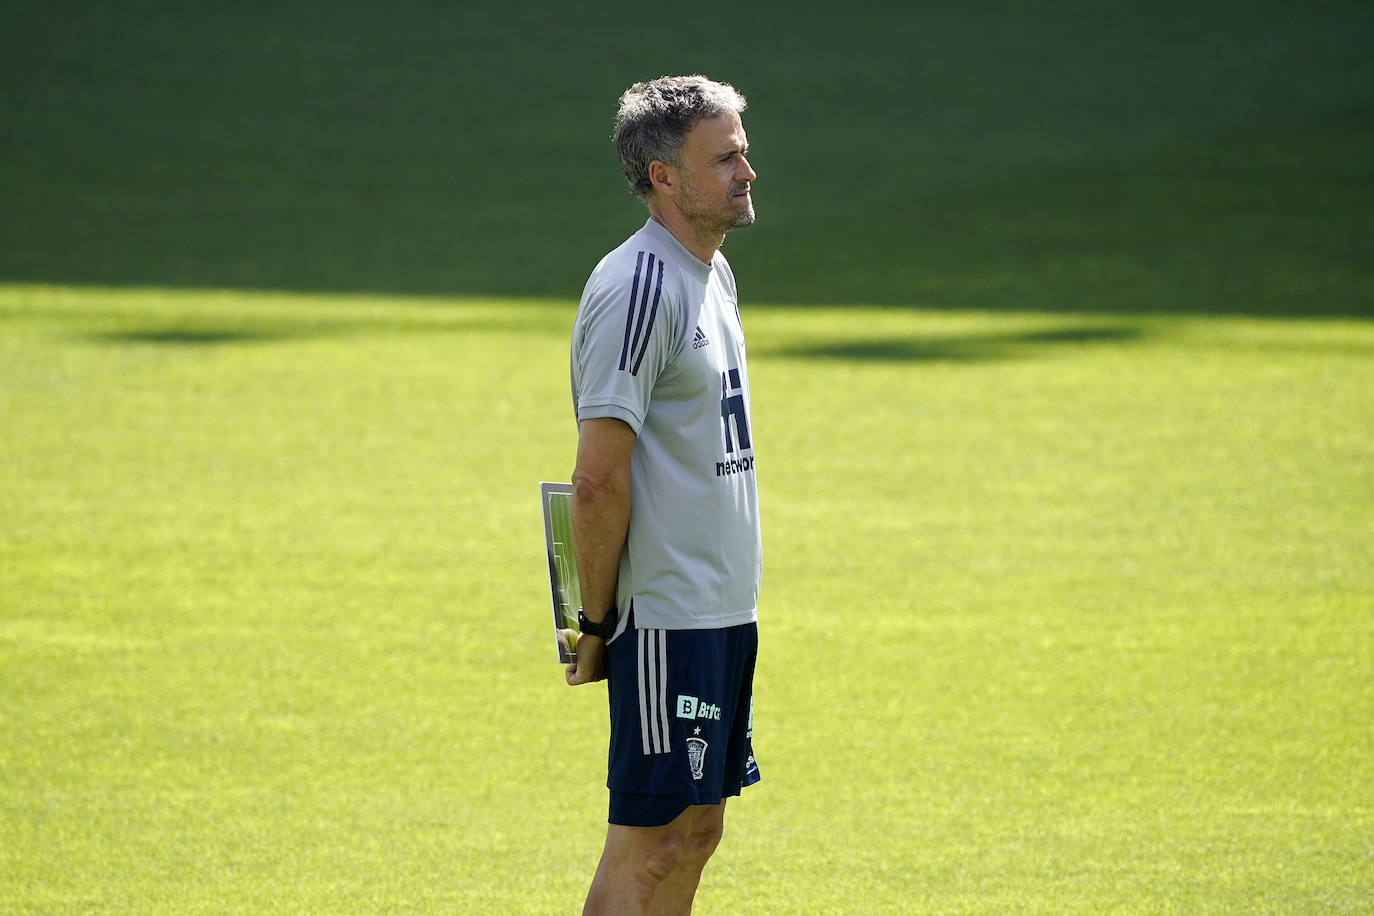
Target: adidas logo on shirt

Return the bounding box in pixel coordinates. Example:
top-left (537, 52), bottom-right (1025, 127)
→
top-left (692, 326), bottom-right (710, 349)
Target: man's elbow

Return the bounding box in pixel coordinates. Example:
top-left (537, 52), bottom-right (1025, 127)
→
top-left (571, 417), bottom-right (635, 505)
top-left (571, 464), bottom-right (630, 505)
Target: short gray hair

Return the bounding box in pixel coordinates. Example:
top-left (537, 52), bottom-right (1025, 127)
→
top-left (613, 75), bottom-right (748, 201)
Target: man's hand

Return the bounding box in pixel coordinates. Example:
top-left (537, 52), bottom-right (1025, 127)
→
top-left (562, 629), bottom-right (607, 685)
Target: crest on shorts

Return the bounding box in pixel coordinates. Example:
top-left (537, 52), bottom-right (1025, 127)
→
top-left (686, 732), bottom-right (708, 781)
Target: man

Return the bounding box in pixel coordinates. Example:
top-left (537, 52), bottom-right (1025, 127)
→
top-left (564, 75), bottom-right (762, 915)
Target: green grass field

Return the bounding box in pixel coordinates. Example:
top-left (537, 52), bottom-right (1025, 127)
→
top-left (2, 285), bottom-right (1370, 913)
top-left (3, 0), bottom-right (1373, 911)
top-left (3, 1), bottom-right (1372, 315)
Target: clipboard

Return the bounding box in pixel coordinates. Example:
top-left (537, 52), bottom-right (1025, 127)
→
top-left (539, 481), bottom-right (581, 663)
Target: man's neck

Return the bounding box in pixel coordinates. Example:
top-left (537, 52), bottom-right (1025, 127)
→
top-left (647, 204), bottom-right (721, 266)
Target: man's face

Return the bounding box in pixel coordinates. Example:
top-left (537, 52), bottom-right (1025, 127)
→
top-left (671, 111), bottom-right (756, 233)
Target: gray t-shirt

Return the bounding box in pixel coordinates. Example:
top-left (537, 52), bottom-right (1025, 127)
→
top-left (571, 218), bottom-right (761, 634)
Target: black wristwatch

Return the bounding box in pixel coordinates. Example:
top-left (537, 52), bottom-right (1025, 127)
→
top-left (577, 606), bottom-right (619, 640)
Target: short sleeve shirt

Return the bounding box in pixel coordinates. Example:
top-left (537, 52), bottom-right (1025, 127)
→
top-left (571, 218), bottom-right (761, 632)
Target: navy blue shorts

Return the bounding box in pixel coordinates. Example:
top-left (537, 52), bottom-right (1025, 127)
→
top-left (604, 609), bottom-right (761, 827)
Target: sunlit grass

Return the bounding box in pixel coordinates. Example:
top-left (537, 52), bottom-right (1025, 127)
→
top-left (2, 284), bottom-right (1371, 913)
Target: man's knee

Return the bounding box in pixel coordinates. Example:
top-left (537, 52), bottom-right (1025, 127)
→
top-left (680, 806), bottom-right (725, 864)
top-left (601, 802), bottom-right (729, 895)
top-left (621, 805), bottom-right (725, 885)
top-left (636, 826), bottom-right (690, 885)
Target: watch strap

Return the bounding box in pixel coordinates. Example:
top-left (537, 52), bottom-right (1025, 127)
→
top-left (577, 606), bottom-right (619, 640)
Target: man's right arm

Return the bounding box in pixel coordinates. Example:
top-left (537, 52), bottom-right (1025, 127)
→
top-left (565, 415), bottom-right (636, 685)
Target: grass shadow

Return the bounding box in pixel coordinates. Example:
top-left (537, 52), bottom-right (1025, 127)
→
top-left (773, 325), bottom-right (1144, 363)
top-left (0, 288), bottom-right (576, 347)
top-left (1, 1), bottom-right (1370, 318)
top-left (93, 327), bottom-right (309, 346)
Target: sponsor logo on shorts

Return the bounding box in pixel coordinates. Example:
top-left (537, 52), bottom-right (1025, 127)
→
top-left (676, 694), bottom-right (722, 721)
top-left (687, 730), bottom-right (708, 781)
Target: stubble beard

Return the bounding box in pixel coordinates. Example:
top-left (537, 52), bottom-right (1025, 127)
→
top-left (728, 189), bottom-right (756, 231)
top-left (682, 178), bottom-right (756, 236)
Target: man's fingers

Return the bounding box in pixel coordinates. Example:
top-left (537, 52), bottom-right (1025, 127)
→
top-left (564, 636), bottom-right (606, 686)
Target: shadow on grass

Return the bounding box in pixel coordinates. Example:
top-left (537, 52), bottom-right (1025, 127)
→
top-left (6, 292), bottom-right (573, 348)
top-left (80, 320), bottom-right (521, 346)
top-left (83, 316), bottom-right (1146, 360)
top-left (773, 325), bottom-right (1144, 363)
top-left (95, 328), bottom-right (308, 346)
top-left (2, 1), bottom-right (1370, 319)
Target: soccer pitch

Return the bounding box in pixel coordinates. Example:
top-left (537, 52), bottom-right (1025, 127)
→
top-left (2, 284), bottom-right (1370, 913)
top-left (3, 0), bottom-right (1372, 909)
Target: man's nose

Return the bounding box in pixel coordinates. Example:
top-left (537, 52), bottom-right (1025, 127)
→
top-left (737, 156), bottom-right (757, 182)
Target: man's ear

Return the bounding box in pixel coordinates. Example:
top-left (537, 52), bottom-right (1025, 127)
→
top-left (648, 159), bottom-right (675, 196)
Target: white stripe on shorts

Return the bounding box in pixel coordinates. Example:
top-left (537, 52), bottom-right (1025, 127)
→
top-left (637, 627), bottom-right (670, 755)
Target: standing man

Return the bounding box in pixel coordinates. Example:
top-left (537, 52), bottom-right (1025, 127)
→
top-left (565, 75), bottom-right (762, 915)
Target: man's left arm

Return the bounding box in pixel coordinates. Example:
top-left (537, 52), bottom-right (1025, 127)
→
top-left (564, 416), bottom-right (635, 685)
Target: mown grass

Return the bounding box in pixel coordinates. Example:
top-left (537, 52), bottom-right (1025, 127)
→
top-left (2, 284), bottom-right (1370, 913)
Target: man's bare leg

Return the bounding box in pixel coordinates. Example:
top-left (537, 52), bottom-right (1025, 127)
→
top-left (583, 802), bottom-right (727, 916)
top-left (650, 802), bottom-right (726, 915)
